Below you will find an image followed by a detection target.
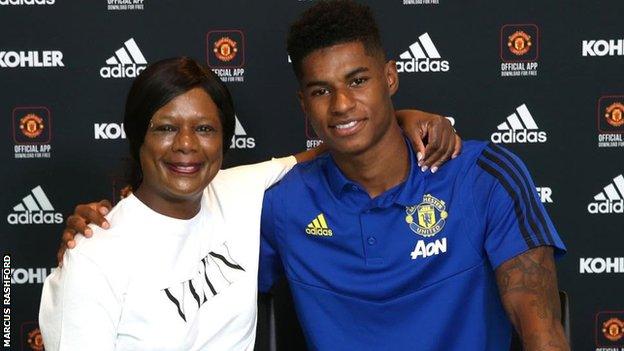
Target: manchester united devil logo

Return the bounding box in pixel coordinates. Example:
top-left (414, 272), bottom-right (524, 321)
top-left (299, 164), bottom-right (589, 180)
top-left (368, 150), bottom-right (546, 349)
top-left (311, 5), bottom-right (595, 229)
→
top-left (507, 30), bottom-right (532, 56)
top-left (19, 113), bottom-right (45, 139)
top-left (213, 37), bottom-right (238, 62)
top-left (405, 194), bottom-right (448, 237)
top-left (602, 318), bottom-right (624, 342)
top-left (605, 102), bottom-right (624, 127)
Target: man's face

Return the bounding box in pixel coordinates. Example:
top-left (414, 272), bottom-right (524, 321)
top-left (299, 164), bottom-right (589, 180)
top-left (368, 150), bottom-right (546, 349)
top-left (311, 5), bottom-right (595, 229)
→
top-left (298, 41), bottom-right (399, 156)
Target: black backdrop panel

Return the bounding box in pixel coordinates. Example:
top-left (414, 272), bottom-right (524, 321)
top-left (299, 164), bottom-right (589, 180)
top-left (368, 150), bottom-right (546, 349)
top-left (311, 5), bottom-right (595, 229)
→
top-left (1, 1), bottom-right (623, 350)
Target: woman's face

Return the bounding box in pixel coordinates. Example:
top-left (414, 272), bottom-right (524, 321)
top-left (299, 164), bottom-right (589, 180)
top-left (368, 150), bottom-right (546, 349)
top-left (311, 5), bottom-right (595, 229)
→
top-left (138, 87), bottom-right (223, 203)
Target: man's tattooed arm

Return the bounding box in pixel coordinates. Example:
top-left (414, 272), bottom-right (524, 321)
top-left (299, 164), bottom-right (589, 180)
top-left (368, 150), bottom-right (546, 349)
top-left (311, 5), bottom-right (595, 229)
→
top-left (495, 246), bottom-right (570, 351)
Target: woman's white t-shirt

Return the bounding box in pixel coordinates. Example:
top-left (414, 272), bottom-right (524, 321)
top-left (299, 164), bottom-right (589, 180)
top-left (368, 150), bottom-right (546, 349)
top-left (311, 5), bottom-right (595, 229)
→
top-left (39, 156), bottom-right (296, 351)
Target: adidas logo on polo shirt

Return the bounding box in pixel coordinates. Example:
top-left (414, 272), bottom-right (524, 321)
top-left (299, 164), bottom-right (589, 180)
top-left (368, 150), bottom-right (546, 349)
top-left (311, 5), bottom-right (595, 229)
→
top-left (396, 33), bottom-right (450, 73)
top-left (7, 186), bottom-right (63, 225)
top-left (305, 213), bottom-right (333, 236)
top-left (491, 104), bottom-right (547, 143)
top-left (100, 38), bottom-right (147, 79)
top-left (587, 174), bottom-right (624, 214)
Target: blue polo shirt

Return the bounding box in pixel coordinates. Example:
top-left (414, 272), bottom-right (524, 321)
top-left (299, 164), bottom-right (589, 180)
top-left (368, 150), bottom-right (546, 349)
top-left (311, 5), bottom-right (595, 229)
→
top-left (259, 140), bottom-right (565, 350)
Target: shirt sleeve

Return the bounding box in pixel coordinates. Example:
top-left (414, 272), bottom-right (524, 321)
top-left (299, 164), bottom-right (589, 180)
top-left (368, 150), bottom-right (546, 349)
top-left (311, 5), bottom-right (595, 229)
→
top-left (473, 143), bottom-right (566, 269)
top-left (39, 249), bottom-right (122, 351)
top-left (258, 186), bottom-right (285, 293)
top-left (262, 156), bottom-right (297, 189)
top-left (220, 156), bottom-right (297, 191)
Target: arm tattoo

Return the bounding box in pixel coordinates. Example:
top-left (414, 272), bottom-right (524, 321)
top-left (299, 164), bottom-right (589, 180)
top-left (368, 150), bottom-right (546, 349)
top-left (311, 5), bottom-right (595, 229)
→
top-left (522, 335), bottom-right (568, 351)
top-left (495, 246), bottom-right (569, 350)
top-left (496, 246), bottom-right (560, 322)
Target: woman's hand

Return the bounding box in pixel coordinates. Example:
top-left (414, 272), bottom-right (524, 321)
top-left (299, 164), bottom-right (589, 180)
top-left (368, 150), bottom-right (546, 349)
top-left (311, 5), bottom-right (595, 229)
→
top-left (396, 109), bottom-right (461, 173)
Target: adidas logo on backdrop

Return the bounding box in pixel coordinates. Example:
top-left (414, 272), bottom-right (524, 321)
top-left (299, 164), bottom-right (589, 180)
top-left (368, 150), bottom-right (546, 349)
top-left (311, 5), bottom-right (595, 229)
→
top-left (305, 213), bottom-right (333, 236)
top-left (229, 116), bottom-right (255, 149)
top-left (7, 186), bottom-right (63, 225)
top-left (587, 175), bottom-right (624, 214)
top-left (396, 33), bottom-right (450, 73)
top-left (0, 0), bottom-right (54, 5)
top-left (491, 104), bottom-right (547, 143)
top-left (100, 38), bottom-right (147, 79)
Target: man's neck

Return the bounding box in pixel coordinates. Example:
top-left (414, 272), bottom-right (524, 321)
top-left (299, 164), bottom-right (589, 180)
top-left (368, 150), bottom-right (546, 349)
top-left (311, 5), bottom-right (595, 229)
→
top-left (331, 123), bottom-right (410, 198)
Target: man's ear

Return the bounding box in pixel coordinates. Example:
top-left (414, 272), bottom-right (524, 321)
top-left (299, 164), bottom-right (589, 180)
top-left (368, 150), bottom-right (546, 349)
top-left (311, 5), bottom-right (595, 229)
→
top-left (385, 60), bottom-right (399, 96)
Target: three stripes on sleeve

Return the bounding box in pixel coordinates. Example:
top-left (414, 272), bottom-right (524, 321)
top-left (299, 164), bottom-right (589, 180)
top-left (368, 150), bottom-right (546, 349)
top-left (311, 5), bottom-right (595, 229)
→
top-left (477, 143), bottom-right (557, 249)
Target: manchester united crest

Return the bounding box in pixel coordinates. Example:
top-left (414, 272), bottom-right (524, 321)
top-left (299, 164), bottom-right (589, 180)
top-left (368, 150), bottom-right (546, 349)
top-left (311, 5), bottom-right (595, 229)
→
top-left (605, 102), bottom-right (624, 127)
top-left (26, 328), bottom-right (44, 351)
top-left (19, 113), bottom-right (45, 139)
top-left (507, 30), bottom-right (532, 56)
top-left (213, 37), bottom-right (238, 62)
top-left (405, 194), bottom-right (448, 237)
top-left (602, 317), bottom-right (624, 342)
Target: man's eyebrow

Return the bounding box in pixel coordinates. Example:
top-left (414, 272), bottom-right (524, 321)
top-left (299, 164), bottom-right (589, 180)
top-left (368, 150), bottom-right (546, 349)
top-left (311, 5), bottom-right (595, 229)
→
top-left (304, 66), bottom-right (370, 88)
top-left (344, 66), bottom-right (369, 79)
top-left (305, 79), bottom-right (328, 89)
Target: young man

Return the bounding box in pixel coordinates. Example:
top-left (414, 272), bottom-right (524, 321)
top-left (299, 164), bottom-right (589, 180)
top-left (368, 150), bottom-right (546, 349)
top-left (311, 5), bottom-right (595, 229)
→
top-left (258, 1), bottom-right (568, 350)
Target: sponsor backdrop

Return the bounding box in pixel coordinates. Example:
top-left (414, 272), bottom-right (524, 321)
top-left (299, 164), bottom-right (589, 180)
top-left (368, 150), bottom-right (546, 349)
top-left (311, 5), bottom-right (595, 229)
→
top-left (1, 0), bottom-right (623, 350)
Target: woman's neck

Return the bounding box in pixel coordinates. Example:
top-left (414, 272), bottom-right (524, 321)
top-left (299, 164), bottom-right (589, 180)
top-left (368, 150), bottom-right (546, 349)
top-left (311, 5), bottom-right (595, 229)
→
top-left (133, 186), bottom-right (201, 220)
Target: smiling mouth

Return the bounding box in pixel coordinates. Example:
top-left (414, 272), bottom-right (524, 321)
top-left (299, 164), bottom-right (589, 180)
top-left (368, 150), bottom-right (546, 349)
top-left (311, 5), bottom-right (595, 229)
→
top-left (165, 162), bottom-right (203, 175)
top-left (334, 120), bottom-right (358, 129)
top-left (329, 119), bottom-right (365, 136)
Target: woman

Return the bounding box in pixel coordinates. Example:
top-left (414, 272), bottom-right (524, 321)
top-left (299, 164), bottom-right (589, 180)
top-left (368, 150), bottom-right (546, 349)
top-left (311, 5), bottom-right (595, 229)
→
top-left (40, 57), bottom-right (459, 350)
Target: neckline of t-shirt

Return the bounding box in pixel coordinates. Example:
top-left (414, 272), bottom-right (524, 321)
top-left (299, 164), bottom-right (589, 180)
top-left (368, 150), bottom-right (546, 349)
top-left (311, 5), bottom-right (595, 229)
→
top-left (125, 193), bottom-right (205, 225)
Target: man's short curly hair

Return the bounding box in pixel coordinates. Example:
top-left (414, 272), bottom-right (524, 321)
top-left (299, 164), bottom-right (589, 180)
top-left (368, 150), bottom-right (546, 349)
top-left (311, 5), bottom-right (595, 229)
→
top-left (287, 0), bottom-right (385, 81)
